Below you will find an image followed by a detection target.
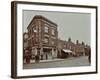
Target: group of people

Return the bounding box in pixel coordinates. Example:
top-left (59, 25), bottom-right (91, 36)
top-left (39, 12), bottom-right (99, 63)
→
top-left (24, 49), bottom-right (41, 63)
top-left (24, 47), bottom-right (91, 64)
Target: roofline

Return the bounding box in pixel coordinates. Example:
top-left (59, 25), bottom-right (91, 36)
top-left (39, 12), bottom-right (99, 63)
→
top-left (33, 15), bottom-right (57, 26)
top-left (27, 15), bottom-right (57, 29)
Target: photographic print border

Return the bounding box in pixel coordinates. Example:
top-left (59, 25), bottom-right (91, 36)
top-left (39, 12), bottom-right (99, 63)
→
top-left (11, 1), bottom-right (98, 79)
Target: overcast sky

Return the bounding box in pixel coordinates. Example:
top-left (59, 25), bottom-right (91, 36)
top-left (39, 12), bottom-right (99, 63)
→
top-left (23, 10), bottom-right (91, 45)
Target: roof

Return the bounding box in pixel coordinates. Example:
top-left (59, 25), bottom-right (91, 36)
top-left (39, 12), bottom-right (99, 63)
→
top-left (33, 15), bottom-right (57, 26)
top-left (27, 15), bottom-right (57, 29)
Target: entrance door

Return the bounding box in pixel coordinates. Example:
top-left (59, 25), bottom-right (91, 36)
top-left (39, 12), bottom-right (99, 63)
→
top-left (43, 48), bottom-right (52, 60)
top-left (47, 52), bottom-right (52, 59)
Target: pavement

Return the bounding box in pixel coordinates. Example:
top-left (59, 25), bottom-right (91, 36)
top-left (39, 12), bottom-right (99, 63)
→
top-left (23, 56), bottom-right (90, 69)
top-left (29, 58), bottom-right (66, 63)
top-left (25, 56), bottom-right (80, 64)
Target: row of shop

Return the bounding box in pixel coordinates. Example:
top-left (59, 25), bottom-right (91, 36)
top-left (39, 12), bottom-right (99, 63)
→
top-left (23, 46), bottom-right (86, 63)
top-left (24, 47), bottom-right (57, 63)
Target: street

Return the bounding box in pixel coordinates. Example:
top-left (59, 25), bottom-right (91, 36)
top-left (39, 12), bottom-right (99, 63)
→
top-left (23, 56), bottom-right (90, 69)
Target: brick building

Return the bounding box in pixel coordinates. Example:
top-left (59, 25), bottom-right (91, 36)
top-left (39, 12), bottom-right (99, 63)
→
top-left (74, 40), bottom-right (85, 56)
top-left (27, 15), bottom-right (58, 60)
top-left (58, 38), bottom-right (75, 58)
top-left (58, 38), bottom-right (90, 58)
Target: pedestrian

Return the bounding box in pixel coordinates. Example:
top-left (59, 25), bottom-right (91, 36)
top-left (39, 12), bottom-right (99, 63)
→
top-left (35, 55), bottom-right (40, 63)
top-left (41, 54), bottom-right (43, 60)
top-left (88, 48), bottom-right (91, 63)
top-left (25, 50), bottom-right (30, 64)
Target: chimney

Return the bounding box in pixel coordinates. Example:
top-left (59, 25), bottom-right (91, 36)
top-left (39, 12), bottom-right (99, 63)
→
top-left (76, 40), bottom-right (79, 44)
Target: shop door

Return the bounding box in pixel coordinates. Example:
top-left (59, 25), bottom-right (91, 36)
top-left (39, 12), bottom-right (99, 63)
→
top-left (43, 48), bottom-right (52, 60)
top-left (47, 52), bottom-right (52, 59)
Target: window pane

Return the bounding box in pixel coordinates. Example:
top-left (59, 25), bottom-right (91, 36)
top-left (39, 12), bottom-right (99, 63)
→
top-left (51, 40), bottom-right (55, 45)
top-left (52, 29), bottom-right (55, 35)
top-left (44, 38), bottom-right (49, 43)
top-left (44, 26), bottom-right (49, 33)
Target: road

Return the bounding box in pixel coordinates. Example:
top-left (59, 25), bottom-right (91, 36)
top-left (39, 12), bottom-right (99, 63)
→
top-left (23, 56), bottom-right (90, 69)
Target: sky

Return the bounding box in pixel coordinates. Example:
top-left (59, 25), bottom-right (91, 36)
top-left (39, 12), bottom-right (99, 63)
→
top-left (23, 10), bottom-right (91, 45)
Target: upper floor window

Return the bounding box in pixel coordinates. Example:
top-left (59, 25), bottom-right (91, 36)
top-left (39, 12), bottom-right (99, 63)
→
top-left (51, 40), bottom-right (55, 45)
top-left (32, 27), bottom-right (37, 33)
top-left (51, 29), bottom-right (55, 35)
top-left (64, 44), bottom-right (66, 48)
top-left (28, 30), bottom-right (31, 37)
top-left (44, 38), bottom-right (49, 43)
top-left (44, 26), bottom-right (49, 33)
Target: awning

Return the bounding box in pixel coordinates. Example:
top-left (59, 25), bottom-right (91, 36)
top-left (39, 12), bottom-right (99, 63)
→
top-left (62, 49), bottom-right (72, 53)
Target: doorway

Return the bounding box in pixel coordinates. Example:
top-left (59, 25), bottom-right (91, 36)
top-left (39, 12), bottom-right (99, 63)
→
top-left (43, 48), bottom-right (52, 60)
